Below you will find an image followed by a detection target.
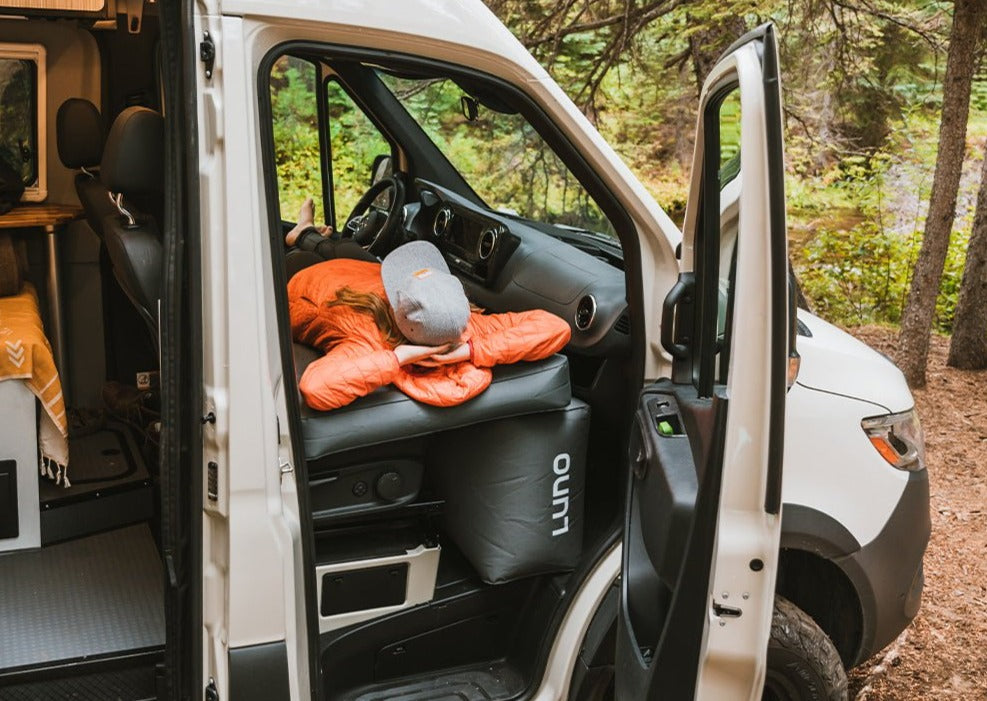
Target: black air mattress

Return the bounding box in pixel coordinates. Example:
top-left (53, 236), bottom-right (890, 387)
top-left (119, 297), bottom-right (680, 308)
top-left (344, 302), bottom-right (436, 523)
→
top-left (293, 343), bottom-right (572, 459)
top-left (427, 399), bottom-right (590, 584)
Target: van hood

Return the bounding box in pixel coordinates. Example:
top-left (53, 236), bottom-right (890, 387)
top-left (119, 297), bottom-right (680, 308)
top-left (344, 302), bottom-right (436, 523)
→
top-left (794, 311), bottom-right (914, 414)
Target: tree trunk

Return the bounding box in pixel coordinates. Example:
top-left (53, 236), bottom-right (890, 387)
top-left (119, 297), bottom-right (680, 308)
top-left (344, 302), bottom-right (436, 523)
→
top-left (948, 151), bottom-right (987, 368)
top-left (897, 0), bottom-right (987, 388)
top-left (688, 15), bottom-right (748, 96)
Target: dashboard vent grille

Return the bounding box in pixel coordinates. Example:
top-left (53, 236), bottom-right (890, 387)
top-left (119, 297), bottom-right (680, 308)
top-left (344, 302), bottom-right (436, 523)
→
top-left (614, 314), bottom-right (630, 335)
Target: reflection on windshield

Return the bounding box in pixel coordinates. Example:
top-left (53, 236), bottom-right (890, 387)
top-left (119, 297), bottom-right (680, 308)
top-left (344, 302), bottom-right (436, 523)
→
top-left (377, 71), bottom-right (617, 242)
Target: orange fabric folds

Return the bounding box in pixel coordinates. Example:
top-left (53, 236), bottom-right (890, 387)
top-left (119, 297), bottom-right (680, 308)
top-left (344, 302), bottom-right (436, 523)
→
top-left (288, 258), bottom-right (571, 410)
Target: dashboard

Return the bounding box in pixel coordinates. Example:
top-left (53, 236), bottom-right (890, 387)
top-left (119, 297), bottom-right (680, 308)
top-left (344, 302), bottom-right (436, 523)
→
top-left (405, 179), bottom-right (630, 356)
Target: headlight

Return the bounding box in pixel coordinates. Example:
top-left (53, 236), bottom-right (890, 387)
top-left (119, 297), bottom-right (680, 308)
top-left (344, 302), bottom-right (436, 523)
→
top-left (861, 409), bottom-right (925, 471)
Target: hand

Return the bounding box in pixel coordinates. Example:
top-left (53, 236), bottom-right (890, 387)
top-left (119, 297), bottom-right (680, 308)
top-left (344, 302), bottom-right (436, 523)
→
top-left (414, 343), bottom-right (470, 367)
top-left (393, 343), bottom-right (452, 366)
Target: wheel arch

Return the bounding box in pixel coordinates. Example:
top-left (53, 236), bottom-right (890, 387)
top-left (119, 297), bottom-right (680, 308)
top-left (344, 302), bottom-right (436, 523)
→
top-left (779, 504), bottom-right (865, 667)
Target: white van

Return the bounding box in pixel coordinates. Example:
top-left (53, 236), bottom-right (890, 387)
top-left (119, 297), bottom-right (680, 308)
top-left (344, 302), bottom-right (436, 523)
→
top-left (0, 1), bottom-right (924, 700)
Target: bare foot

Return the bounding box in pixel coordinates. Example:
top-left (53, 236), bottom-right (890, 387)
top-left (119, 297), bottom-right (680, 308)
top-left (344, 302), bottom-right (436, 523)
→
top-left (285, 197), bottom-right (332, 246)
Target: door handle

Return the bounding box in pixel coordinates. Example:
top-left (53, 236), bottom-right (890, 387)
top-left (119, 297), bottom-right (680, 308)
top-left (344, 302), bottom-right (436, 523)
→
top-left (661, 273), bottom-right (694, 360)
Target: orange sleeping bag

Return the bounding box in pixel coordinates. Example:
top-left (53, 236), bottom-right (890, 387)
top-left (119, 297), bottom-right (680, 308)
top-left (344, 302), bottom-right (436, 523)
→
top-left (288, 258), bottom-right (571, 410)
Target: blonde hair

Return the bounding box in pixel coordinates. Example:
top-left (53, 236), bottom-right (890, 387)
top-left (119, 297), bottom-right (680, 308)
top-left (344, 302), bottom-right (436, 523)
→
top-left (325, 287), bottom-right (407, 347)
top-left (326, 286), bottom-right (483, 348)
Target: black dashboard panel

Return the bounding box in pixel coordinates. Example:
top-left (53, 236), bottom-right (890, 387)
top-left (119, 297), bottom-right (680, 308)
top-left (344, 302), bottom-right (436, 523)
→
top-left (408, 180), bottom-right (630, 355)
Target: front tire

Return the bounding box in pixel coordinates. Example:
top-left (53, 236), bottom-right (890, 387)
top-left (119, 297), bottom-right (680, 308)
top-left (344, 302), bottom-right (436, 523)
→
top-left (763, 596), bottom-right (848, 701)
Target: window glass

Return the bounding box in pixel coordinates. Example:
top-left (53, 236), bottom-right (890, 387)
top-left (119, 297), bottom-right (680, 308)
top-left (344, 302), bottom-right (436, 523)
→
top-left (713, 89), bottom-right (741, 385)
top-left (325, 79), bottom-right (391, 228)
top-left (269, 56), bottom-right (323, 223)
top-left (0, 58), bottom-right (38, 188)
top-left (378, 72), bottom-right (617, 242)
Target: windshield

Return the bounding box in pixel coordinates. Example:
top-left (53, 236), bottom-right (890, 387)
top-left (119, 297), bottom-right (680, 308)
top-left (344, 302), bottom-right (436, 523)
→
top-left (377, 71), bottom-right (617, 242)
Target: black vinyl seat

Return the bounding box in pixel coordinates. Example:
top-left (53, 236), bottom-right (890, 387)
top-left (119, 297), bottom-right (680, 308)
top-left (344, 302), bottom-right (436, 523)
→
top-left (99, 106), bottom-right (165, 336)
top-left (55, 98), bottom-right (115, 239)
top-left (293, 342), bottom-right (573, 460)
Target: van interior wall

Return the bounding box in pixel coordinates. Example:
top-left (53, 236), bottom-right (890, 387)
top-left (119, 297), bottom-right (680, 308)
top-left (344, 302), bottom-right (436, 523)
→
top-left (1, 19), bottom-right (104, 406)
top-left (95, 15), bottom-right (159, 117)
top-left (0, 19), bottom-right (100, 203)
top-left (4, 16), bottom-right (161, 407)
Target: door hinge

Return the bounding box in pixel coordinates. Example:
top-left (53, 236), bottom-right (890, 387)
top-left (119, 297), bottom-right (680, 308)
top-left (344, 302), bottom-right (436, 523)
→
top-left (200, 31), bottom-right (216, 80)
top-left (205, 677), bottom-right (219, 701)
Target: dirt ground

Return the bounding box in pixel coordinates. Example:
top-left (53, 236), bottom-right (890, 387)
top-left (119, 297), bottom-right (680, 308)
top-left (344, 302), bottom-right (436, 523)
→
top-left (844, 327), bottom-right (987, 700)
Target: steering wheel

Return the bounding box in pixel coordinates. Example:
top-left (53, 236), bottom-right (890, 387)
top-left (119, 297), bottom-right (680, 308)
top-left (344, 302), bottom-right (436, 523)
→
top-left (343, 176), bottom-right (406, 256)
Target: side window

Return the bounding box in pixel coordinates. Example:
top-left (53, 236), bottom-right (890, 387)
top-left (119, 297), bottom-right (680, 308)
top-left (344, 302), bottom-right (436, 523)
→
top-left (694, 84), bottom-right (742, 394)
top-left (716, 91), bottom-right (741, 384)
top-left (269, 55), bottom-right (324, 224)
top-left (324, 79), bottom-right (391, 229)
top-left (0, 44), bottom-right (46, 201)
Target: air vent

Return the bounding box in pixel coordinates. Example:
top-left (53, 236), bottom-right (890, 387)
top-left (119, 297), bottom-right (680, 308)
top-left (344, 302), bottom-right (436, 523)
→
top-left (477, 227), bottom-right (498, 260)
top-left (433, 207), bottom-right (453, 239)
top-left (574, 295), bottom-right (597, 331)
top-left (614, 314), bottom-right (630, 335)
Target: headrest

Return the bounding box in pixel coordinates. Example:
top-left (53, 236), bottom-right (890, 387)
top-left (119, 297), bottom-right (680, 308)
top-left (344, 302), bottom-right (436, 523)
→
top-left (100, 106), bottom-right (164, 197)
top-left (56, 98), bottom-right (104, 170)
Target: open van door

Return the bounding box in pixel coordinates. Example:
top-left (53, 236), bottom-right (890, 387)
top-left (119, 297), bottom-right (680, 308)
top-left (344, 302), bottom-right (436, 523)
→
top-left (616, 24), bottom-right (790, 700)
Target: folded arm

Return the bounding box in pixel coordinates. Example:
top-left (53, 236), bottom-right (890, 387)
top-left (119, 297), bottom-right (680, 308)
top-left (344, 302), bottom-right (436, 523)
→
top-left (298, 340), bottom-right (401, 411)
top-left (468, 309), bottom-right (571, 368)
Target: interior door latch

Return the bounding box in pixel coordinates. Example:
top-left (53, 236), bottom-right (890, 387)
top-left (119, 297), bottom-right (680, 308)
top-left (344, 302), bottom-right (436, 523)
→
top-left (200, 31), bottom-right (216, 80)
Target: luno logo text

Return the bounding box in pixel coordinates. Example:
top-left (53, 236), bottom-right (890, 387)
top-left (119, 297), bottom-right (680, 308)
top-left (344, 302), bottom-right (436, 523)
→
top-left (552, 453), bottom-right (571, 537)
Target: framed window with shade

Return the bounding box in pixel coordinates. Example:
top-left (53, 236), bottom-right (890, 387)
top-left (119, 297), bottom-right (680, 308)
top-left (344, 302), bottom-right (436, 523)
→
top-left (0, 42), bottom-right (46, 202)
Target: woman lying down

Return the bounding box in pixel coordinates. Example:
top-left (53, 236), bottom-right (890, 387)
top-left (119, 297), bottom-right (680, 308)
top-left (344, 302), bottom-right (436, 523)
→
top-left (286, 200), bottom-right (571, 411)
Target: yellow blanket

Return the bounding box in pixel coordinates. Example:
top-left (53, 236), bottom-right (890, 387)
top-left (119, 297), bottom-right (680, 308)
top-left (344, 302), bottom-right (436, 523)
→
top-left (0, 283), bottom-right (70, 485)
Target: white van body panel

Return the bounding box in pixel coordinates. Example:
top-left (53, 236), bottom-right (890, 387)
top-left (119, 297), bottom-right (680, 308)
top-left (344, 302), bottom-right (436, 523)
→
top-left (688, 45), bottom-right (783, 700)
top-left (195, 11), bottom-right (310, 698)
top-left (782, 311), bottom-right (913, 547)
top-left (795, 311), bottom-right (913, 413)
top-left (783, 380), bottom-right (909, 547)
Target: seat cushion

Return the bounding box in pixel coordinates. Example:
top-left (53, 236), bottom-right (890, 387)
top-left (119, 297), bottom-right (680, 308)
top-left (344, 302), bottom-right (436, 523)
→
top-left (293, 343), bottom-right (572, 459)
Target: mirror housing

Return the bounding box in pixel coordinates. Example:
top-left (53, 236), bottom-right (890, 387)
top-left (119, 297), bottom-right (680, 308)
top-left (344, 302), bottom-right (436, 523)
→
top-left (370, 154), bottom-right (392, 185)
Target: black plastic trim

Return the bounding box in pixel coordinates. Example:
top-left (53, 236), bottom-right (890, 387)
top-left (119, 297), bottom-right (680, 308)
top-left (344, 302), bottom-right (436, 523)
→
top-left (780, 504), bottom-right (860, 559)
top-left (716, 23), bottom-right (773, 66)
top-left (761, 24), bottom-right (788, 516)
top-left (315, 68), bottom-right (333, 228)
top-left (615, 391), bottom-right (729, 699)
top-left (229, 641), bottom-right (291, 701)
top-left (0, 460), bottom-right (18, 540)
top-left (258, 47), bottom-right (331, 701)
top-left (836, 469), bottom-right (929, 664)
top-left (178, 3), bottom-right (205, 699)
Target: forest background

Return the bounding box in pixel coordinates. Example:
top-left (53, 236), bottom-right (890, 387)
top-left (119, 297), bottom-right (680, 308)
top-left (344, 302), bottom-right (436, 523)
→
top-left (483, 0), bottom-right (987, 344)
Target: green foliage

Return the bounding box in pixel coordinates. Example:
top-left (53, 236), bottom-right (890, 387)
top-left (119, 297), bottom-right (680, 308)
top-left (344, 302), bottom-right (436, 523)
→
top-left (0, 58), bottom-right (38, 186)
top-left (270, 56), bottom-right (323, 223)
top-left (325, 80), bottom-right (390, 226)
top-left (798, 221), bottom-right (914, 326)
top-left (791, 112), bottom-right (985, 333)
top-left (379, 73), bottom-right (616, 236)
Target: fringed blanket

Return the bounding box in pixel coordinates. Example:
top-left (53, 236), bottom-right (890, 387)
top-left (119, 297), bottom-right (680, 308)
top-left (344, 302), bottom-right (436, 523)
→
top-left (0, 283), bottom-right (70, 486)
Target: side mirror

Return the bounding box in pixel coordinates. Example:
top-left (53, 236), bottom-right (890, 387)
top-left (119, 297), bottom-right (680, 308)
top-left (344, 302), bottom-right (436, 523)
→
top-left (370, 154), bottom-right (392, 185)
